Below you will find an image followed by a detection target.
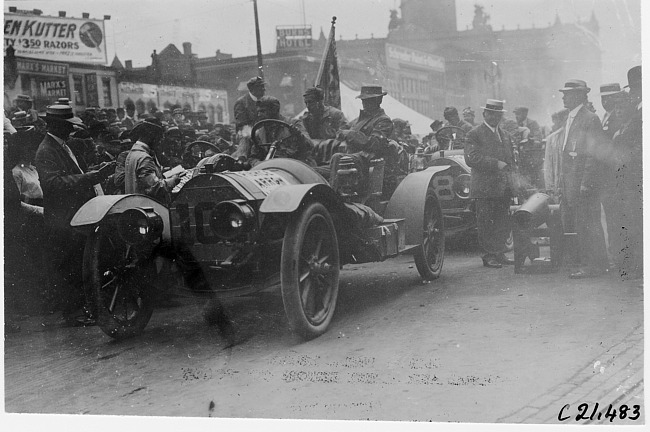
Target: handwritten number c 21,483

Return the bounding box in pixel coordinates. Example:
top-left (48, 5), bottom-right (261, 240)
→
top-left (558, 403), bottom-right (641, 422)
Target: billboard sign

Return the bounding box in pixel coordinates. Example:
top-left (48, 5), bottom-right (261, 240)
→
top-left (276, 25), bottom-right (312, 51)
top-left (4, 13), bottom-right (108, 64)
top-left (386, 43), bottom-right (445, 73)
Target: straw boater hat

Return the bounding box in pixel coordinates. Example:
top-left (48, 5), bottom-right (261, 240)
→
top-left (44, 104), bottom-right (84, 126)
top-left (356, 85), bottom-right (388, 99)
top-left (599, 83), bottom-right (621, 97)
top-left (559, 79), bottom-right (591, 93)
top-left (481, 99), bottom-right (506, 112)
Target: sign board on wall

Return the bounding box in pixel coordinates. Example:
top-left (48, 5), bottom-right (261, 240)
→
top-left (4, 13), bottom-right (108, 64)
top-left (276, 26), bottom-right (312, 51)
top-left (385, 43), bottom-right (445, 73)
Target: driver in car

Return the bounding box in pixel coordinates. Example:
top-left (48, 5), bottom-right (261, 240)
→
top-left (246, 96), bottom-right (315, 167)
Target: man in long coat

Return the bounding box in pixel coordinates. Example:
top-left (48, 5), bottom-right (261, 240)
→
top-left (557, 79), bottom-right (608, 278)
top-left (464, 99), bottom-right (515, 268)
top-left (35, 105), bottom-right (112, 325)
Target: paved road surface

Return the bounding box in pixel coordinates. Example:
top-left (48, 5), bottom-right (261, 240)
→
top-left (4, 249), bottom-right (644, 428)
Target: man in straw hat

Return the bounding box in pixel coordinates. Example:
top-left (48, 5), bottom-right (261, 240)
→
top-left (35, 104), bottom-right (115, 326)
top-left (464, 99), bottom-right (516, 269)
top-left (557, 79), bottom-right (608, 279)
top-left (599, 83), bottom-right (623, 139)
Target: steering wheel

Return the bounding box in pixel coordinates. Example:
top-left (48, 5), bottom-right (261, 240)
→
top-left (251, 119), bottom-right (297, 158)
top-left (182, 140), bottom-right (221, 168)
top-left (435, 126), bottom-right (466, 151)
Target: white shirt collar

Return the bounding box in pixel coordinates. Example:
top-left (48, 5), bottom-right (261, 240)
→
top-left (568, 103), bottom-right (583, 119)
top-left (483, 121), bottom-right (498, 134)
top-left (249, 92), bottom-right (258, 102)
top-left (47, 132), bottom-right (65, 145)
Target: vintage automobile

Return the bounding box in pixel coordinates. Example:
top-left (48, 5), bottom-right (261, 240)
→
top-left (409, 126), bottom-right (476, 237)
top-left (71, 119), bottom-right (448, 341)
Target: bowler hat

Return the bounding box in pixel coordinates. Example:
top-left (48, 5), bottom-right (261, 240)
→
top-left (44, 104), bottom-right (84, 126)
top-left (513, 106), bottom-right (529, 115)
top-left (356, 85), bottom-right (388, 99)
top-left (481, 99), bottom-right (507, 112)
top-left (559, 79), bottom-right (591, 93)
top-left (247, 76), bottom-right (266, 89)
top-left (624, 65), bottom-right (641, 89)
top-left (600, 83), bottom-right (621, 96)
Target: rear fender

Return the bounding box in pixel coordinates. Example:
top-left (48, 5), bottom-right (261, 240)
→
top-left (70, 194), bottom-right (170, 240)
top-left (260, 183), bottom-right (343, 215)
top-left (384, 166), bottom-right (448, 246)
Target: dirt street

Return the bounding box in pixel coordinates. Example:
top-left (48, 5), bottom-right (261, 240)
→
top-left (4, 247), bottom-right (644, 428)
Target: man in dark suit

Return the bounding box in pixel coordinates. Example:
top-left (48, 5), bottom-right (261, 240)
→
top-left (233, 76), bottom-right (266, 133)
top-left (35, 105), bottom-right (113, 325)
top-left (557, 79), bottom-right (608, 279)
top-left (598, 82), bottom-right (624, 266)
top-left (464, 99), bottom-right (516, 268)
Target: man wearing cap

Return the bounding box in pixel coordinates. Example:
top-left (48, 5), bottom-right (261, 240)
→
top-left (122, 102), bottom-right (136, 130)
top-left (234, 76), bottom-right (266, 133)
top-left (299, 87), bottom-right (348, 140)
top-left (558, 79), bottom-right (608, 279)
top-left (35, 104), bottom-right (114, 326)
top-left (464, 99), bottom-right (516, 268)
top-left (513, 107), bottom-right (542, 143)
top-left (443, 106), bottom-right (473, 134)
top-left (243, 96), bottom-right (314, 166)
top-left (124, 118), bottom-right (181, 204)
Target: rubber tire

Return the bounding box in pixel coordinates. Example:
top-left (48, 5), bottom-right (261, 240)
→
top-left (85, 224), bottom-right (155, 340)
top-left (280, 202), bottom-right (340, 340)
top-left (414, 191), bottom-right (445, 280)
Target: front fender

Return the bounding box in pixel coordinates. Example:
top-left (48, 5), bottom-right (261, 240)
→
top-left (385, 166), bottom-right (448, 246)
top-left (70, 194), bottom-right (170, 240)
top-left (260, 183), bottom-right (343, 214)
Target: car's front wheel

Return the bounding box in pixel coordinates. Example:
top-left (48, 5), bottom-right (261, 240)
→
top-left (84, 223), bottom-right (155, 340)
top-left (414, 190), bottom-right (445, 280)
top-left (280, 202), bottom-right (340, 340)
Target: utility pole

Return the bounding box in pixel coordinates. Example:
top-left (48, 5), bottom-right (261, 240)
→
top-left (253, 0), bottom-right (264, 79)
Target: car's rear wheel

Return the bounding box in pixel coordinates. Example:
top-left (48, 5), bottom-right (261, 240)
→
top-left (281, 202), bottom-right (340, 340)
top-left (84, 223), bottom-right (155, 340)
top-left (414, 191), bottom-right (445, 280)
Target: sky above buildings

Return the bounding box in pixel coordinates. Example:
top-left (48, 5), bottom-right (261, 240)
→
top-left (4, 0), bottom-right (642, 82)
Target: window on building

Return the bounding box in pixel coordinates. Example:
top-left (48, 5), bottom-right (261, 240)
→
top-left (102, 77), bottom-right (112, 107)
top-left (73, 75), bottom-right (84, 106)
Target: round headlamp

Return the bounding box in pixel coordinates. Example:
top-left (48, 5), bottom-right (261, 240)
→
top-left (452, 173), bottom-right (471, 199)
top-left (210, 201), bottom-right (255, 240)
top-left (118, 207), bottom-right (164, 245)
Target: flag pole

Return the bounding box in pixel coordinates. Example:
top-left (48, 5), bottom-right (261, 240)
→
top-left (253, 0), bottom-right (264, 79)
top-left (315, 16), bottom-right (336, 86)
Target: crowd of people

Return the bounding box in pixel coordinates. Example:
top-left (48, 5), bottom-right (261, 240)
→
top-left (3, 64), bottom-right (643, 335)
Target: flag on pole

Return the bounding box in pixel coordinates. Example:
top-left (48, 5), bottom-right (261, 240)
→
top-left (315, 17), bottom-right (341, 109)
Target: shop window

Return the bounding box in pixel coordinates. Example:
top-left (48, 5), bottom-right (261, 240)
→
top-left (102, 78), bottom-right (112, 107)
top-left (216, 105), bottom-right (223, 123)
top-left (73, 75), bottom-right (84, 106)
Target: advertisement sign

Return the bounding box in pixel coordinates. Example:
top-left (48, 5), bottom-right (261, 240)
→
top-left (4, 13), bottom-right (108, 64)
top-left (17, 58), bottom-right (68, 76)
top-left (385, 43), bottom-right (445, 73)
top-left (37, 77), bottom-right (68, 98)
top-left (276, 25), bottom-right (312, 51)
